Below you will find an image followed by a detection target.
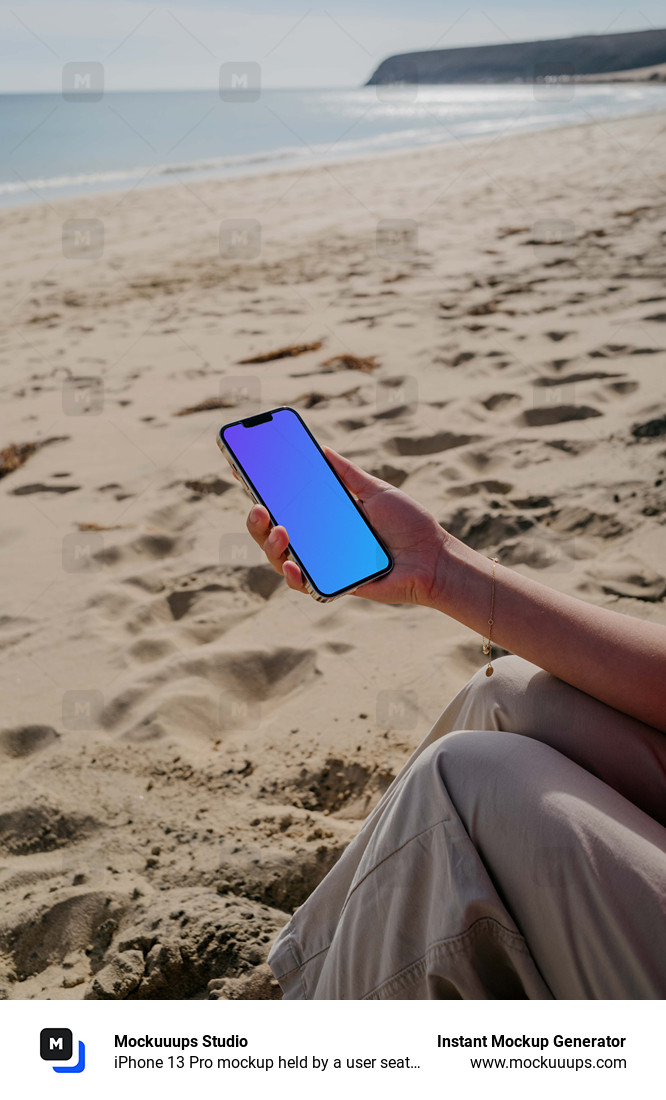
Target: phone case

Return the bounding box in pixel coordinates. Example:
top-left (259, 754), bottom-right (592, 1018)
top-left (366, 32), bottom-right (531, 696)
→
top-left (215, 425), bottom-right (390, 603)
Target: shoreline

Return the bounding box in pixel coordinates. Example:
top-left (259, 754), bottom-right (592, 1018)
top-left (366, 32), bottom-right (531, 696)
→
top-left (3, 94), bottom-right (666, 214)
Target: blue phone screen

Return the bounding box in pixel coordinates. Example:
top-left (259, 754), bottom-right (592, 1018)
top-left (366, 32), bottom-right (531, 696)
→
top-left (223, 408), bottom-right (391, 597)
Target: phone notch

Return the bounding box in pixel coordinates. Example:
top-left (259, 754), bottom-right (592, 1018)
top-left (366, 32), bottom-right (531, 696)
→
top-left (242, 412), bottom-right (273, 427)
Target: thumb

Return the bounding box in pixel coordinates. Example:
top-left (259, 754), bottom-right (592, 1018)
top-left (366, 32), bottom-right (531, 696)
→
top-left (323, 447), bottom-right (383, 502)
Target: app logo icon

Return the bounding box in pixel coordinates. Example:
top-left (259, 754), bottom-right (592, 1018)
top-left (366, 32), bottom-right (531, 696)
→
top-left (40, 1029), bottom-right (86, 1073)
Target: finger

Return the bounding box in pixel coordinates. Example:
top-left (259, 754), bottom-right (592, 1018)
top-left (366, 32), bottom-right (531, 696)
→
top-left (263, 524), bottom-right (290, 573)
top-left (246, 504), bottom-right (271, 546)
top-left (323, 447), bottom-right (384, 502)
top-left (351, 577), bottom-right (388, 602)
top-left (283, 559), bottom-right (307, 592)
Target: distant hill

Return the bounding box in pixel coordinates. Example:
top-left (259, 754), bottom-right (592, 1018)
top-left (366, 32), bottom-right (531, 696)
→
top-left (366, 28), bottom-right (666, 85)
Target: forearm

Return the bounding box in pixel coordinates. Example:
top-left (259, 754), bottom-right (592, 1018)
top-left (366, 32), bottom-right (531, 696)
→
top-left (428, 532), bottom-right (666, 733)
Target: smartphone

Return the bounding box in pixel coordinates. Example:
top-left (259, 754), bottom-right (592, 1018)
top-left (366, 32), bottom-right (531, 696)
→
top-left (217, 406), bottom-right (393, 602)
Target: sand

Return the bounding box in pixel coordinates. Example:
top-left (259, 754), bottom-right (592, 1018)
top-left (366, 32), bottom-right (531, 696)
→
top-left (578, 63), bottom-right (666, 82)
top-left (1, 107), bottom-right (665, 999)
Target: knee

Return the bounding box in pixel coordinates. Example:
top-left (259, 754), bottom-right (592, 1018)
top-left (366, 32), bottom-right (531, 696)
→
top-left (416, 727), bottom-right (509, 782)
top-left (466, 653), bottom-right (535, 699)
top-left (412, 729), bottom-right (525, 825)
top-left (422, 727), bottom-right (553, 824)
top-left (455, 655), bottom-right (542, 732)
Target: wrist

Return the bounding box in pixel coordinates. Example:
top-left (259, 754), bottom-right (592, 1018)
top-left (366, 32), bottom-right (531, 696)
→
top-left (419, 529), bottom-right (458, 612)
top-left (421, 530), bottom-right (485, 619)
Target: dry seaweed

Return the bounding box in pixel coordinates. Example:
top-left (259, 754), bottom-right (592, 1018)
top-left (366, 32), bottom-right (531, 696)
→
top-left (293, 385), bottom-right (361, 409)
top-left (319, 355), bottom-right (379, 374)
top-left (0, 437), bottom-right (67, 480)
top-left (76, 522), bottom-right (131, 532)
top-left (467, 299), bottom-right (500, 316)
top-left (238, 341), bottom-right (323, 364)
top-left (173, 397), bottom-right (236, 417)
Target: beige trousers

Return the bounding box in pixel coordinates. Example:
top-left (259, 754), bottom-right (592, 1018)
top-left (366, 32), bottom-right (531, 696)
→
top-left (268, 656), bottom-right (666, 999)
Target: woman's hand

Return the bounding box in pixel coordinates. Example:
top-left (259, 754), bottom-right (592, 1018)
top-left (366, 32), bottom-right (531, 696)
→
top-left (245, 447), bottom-right (447, 606)
top-left (243, 445), bottom-right (666, 730)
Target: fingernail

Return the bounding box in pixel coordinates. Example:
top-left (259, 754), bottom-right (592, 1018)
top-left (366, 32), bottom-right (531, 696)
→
top-left (249, 505), bottom-right (261, 524)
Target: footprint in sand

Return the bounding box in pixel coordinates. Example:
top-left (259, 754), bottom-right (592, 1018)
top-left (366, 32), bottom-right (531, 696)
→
top-left (523, 405), bottom-right (603, 427)
top-left (127, 637), bottom-right (177, 664)
top-left (632, 415), bottom-right (666, 440)
top-left (164, 565), bottom-right (281, 628)
top-left (0, 615), bottom-right (37, 652)
top-left (534, 370), bottom-right (624, 387)
top-left (218, 844), bottom-right (348, 916)
top-left (0, 806), bottom-right (99, 855)
top-left (367, 463), bottom-right (409, 487)
top-left (259, 756), bottom-right (394, 834)
top-left (336, 417), bottom-right (371, 432)
top-left (166, 586), bottom-right (229, 622)
top-left (92, 532), bottom-right (192, 567)
top-left (290, 756), bottom-right (395, 819)
top-left (499, 535), bottom-right (580, 571)
top-left (0, 725), bottom-right (59, 759)
top-left (166, 563), bottom-right (281, 615)
top-left (509, 494), bottom-right (553, 510)
top-left (450, 351), bottom-right (475, 368)
top-left (373, 403), bottom-right (415, 422)
top-left (546, 439), bottom-right (598, 456)
top-left (10, 482), bottom-right (80, 496)
top-left (481, 393), bottom-right (520, 412)
top-left (544, 505), bottom-right (625, 539)
top-left (606, 380), bottom-right (639, 396)
top-left (5, 892), bottom-right (125, 985)
top-left (387, 430), bottom-right (481, 456)
top-left (99, 645), bottom-right (318, 742)
top-left (442, 507), bottom-right (534, 551)
top-left (589, 343), bottom-right (661, 359)
top-left (447, 479), bottom-right (514, 498)
top-left (92, 563), bottom-right (283, 649)
top-left (184, 476), bottom-right (233, 499)
top-left (592, 563), bottom-right (666, 603)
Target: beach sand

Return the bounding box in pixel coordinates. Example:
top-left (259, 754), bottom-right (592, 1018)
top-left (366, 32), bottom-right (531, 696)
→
top-left (1, 108), bottom-right (665, 999)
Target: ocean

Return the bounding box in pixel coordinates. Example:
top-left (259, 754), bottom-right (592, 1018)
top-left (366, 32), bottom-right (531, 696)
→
top-left (2, 83), bottom-right (666, 207)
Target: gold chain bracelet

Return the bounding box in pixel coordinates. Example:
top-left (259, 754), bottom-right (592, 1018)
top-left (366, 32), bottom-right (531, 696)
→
top-left (482, 557), bottom-right (499, 677)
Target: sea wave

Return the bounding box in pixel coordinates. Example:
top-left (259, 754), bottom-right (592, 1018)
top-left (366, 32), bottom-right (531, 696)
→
top-left (0, 117), bottom-right (565, 198)
top-left (0, 87), bottom-right (662, 200)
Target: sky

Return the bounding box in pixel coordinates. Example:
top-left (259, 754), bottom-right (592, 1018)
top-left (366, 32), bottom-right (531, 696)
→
top-left (1, 1), bottom-right (664, 92)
